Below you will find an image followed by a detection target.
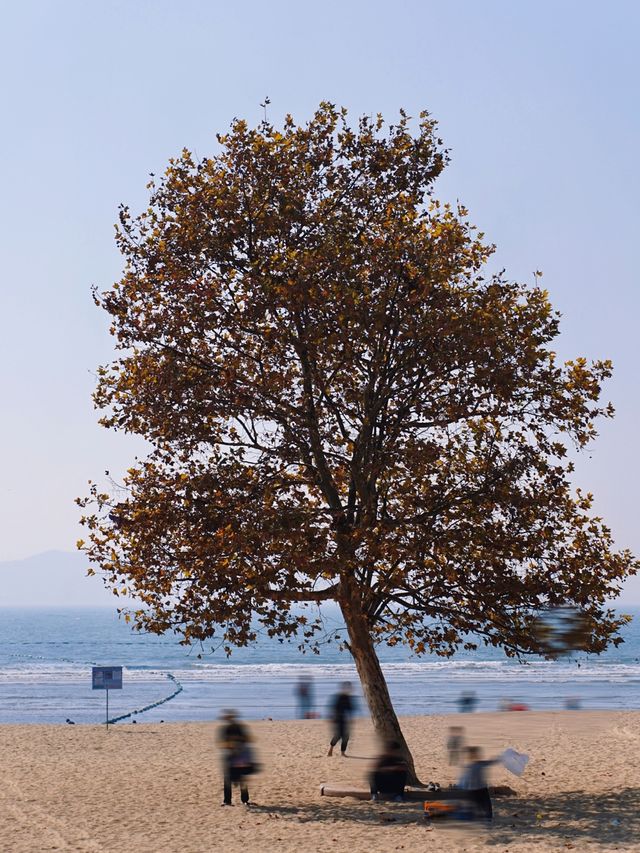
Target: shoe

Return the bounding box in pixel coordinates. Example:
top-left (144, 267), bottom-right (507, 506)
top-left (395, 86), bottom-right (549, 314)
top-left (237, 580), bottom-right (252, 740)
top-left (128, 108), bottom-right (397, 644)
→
top-left (221, 802), bottom-right (233, 807)
top-left (370, 794), bottom-right (379, 802)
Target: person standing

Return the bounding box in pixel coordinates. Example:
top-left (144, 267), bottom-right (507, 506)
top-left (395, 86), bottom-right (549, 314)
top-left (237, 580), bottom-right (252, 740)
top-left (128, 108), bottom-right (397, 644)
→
top-left (296, 675), bottom-right (314, 719)
top-left (458, 690), bottom-right (478, 713)
top-left (446, 725), bottom-right (465, 765)
top-left (327, 681), bottom-right (355, 757)
top-left (218, 710), bottom-right (253, 806)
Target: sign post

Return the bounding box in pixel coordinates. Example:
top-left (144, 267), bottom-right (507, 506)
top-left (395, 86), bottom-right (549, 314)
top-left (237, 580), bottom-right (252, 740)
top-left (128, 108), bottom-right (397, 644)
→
top-left (92, 666), bottom-right (123, 730)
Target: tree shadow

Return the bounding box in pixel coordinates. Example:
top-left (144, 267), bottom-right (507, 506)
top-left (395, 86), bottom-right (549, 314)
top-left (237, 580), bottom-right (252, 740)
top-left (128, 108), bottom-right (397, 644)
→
top-left (249, 801), bottom-right (417, 826)
top-left (250, 787), bottom-right (640, 843)
top-left (487, 787), bottom-right (640, 847)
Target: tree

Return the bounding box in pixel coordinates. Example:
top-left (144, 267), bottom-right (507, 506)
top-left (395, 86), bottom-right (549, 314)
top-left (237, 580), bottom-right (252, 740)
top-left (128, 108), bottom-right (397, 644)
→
top-left (78, 103), bottom-right (637, 781)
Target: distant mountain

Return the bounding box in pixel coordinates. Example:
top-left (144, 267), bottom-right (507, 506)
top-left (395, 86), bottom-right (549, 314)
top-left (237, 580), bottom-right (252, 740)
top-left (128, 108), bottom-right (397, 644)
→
top-left (2, 550), bottom-right (638, 609)
top-left (0, 551), bottom-right (119, 607)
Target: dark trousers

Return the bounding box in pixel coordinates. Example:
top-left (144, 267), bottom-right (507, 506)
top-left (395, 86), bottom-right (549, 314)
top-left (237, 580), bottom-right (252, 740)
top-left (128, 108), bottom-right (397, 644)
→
top-left (330, 719), bottom-right (350, 753)
top-left (223, 765), bottom-right (249, 805)
top-left (469, 787), bottom-right (492, 820)
top-left (369, 770), bottom-right (407, 798)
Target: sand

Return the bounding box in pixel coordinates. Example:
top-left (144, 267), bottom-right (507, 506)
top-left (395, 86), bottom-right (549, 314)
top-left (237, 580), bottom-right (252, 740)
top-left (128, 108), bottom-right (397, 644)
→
top-left (1, 710), bottom-right (638, 852)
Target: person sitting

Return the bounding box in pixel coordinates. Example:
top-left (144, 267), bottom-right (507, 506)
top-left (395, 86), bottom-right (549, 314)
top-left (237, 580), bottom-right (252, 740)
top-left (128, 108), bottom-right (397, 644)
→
top-left (369, 739), bottom-right (409, 801)
top-left (457, 745), bottom-right (499, 821)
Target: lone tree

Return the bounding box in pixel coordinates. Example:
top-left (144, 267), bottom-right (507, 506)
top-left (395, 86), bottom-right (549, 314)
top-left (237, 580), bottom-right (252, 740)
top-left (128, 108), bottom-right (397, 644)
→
top-left (79, 103), bottom-right (636, 780)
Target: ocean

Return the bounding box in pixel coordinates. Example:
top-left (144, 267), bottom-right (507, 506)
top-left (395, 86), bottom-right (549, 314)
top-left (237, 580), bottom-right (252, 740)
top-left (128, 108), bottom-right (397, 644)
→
top-left (1, 607), bottom-right (639, 724)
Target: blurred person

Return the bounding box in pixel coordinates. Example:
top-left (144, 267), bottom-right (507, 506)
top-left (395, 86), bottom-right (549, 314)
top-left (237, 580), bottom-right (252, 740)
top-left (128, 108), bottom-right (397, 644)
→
top-left (458, 690), bottom-right (478, 713)
top-left (446, 725), bottom-right (465, 765)
top-left (457, 745), bottom-right (500, 822)
top-left (327, 681), bottom-right (356, 756)
top-left (218, 710), bottom-right (255, 806)
top-left (296, 674), bottom-right (314, 719)
top-left (369, 739), bottom-right (409, 801)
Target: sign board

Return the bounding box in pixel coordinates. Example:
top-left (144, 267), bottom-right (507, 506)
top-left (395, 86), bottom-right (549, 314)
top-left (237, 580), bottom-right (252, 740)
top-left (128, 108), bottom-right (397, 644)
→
top-left (92, 666), bottom-right (123, 690)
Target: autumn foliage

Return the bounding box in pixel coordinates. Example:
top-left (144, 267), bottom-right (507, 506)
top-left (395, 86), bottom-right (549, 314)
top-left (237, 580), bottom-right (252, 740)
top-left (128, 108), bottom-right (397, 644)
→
top-left (79, 103), bottom-right (637, 775)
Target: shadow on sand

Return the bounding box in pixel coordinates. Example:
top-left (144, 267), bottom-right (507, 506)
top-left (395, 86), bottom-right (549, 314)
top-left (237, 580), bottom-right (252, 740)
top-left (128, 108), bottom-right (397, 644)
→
top-left (249, 800), bottom-right (417, 827)
top-left (250, 786), bottom-right (640, 845)
top-left (487, 786), bottom-right (640, 847)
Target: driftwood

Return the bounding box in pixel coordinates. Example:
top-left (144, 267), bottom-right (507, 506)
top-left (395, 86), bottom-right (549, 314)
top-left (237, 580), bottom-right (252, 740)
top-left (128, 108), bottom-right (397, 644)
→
top-left (320, 785), bottom-right (430, 801)
top-left (319, 785), bottom-right (370, 800)
top-left (319, 784), bottom-right (517, 801)
top-left (320, 785), bottom-right (453, 802)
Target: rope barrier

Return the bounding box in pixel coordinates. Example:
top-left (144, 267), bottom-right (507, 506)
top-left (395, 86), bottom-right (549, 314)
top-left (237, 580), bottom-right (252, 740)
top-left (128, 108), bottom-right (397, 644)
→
top-left (7, 654), bottom-right (184, 724)
top-left (107, 673), bottom-right (183, 724)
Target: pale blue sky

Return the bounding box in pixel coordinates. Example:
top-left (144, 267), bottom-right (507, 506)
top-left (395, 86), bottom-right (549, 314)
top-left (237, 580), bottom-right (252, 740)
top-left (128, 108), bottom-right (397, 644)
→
top-left (1, 1), bottom-right (638, 600)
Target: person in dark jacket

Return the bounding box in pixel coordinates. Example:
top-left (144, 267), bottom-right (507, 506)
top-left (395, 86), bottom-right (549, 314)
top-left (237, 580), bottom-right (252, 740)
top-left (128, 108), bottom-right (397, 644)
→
top-left (218, 710), bottom-right (253, 806)
top-left (369, 739), bottom-right (409, 801)
top-left (327, 682), bottom-right (355, 756)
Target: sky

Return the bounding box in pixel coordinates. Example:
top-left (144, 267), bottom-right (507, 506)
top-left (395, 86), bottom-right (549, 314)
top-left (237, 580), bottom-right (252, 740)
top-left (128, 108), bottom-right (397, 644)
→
top-left (1, 1), bottom-right (639, 600)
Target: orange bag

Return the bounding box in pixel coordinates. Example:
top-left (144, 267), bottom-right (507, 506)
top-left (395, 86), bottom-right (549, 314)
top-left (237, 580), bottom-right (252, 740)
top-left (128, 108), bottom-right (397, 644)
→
top-left (423, 801), bottom-right (455, 818)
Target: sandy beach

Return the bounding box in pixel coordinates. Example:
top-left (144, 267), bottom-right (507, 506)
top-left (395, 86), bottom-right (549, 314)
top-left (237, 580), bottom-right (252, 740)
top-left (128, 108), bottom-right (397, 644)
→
top-left (1, 710), bottom-right (638, 852)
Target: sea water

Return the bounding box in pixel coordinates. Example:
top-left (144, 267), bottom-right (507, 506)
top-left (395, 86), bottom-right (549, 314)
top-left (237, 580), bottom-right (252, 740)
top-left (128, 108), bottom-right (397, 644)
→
top-left (0, 607), bottom-right (639, 724)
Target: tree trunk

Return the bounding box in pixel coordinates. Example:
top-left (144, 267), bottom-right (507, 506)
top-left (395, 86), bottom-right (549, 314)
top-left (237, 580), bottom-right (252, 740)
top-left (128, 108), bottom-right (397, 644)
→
top-left (339, 594), bottom-right (422, 785)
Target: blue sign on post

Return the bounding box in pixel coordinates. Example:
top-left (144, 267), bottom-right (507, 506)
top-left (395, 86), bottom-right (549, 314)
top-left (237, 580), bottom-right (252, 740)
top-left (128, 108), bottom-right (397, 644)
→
top-left (92, 666), bottom-right (123, 728)
top-left (92, 666), bottom-right (123, 690)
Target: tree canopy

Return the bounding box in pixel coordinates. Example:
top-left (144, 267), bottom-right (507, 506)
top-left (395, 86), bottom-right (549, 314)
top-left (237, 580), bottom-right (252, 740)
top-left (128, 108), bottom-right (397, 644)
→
top-left (79, 103), bottom-right (637, 774)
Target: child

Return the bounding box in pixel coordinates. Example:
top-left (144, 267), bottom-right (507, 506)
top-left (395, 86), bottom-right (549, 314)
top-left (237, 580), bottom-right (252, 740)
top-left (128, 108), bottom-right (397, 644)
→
top-left (446, 725), bottom-right (465, 765)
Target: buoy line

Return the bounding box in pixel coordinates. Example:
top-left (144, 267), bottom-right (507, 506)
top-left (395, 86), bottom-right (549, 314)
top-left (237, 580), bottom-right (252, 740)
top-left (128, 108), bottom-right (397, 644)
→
top-left (107, 673), bottom-right (183, 724)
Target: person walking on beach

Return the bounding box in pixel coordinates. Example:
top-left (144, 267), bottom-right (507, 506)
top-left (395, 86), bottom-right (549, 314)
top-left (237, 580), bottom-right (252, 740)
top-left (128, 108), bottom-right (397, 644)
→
top-left (218, 710), bottom-right (254, 806)
top-left (327, 681), bottom-right (355, 757)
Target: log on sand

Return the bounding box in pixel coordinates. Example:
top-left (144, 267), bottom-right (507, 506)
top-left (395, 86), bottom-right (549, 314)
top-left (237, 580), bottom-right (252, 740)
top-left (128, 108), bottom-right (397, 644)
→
top-left (319, 785), bottom-right (441, 802)
top-left (319, 784), bottom-right (516, 800)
